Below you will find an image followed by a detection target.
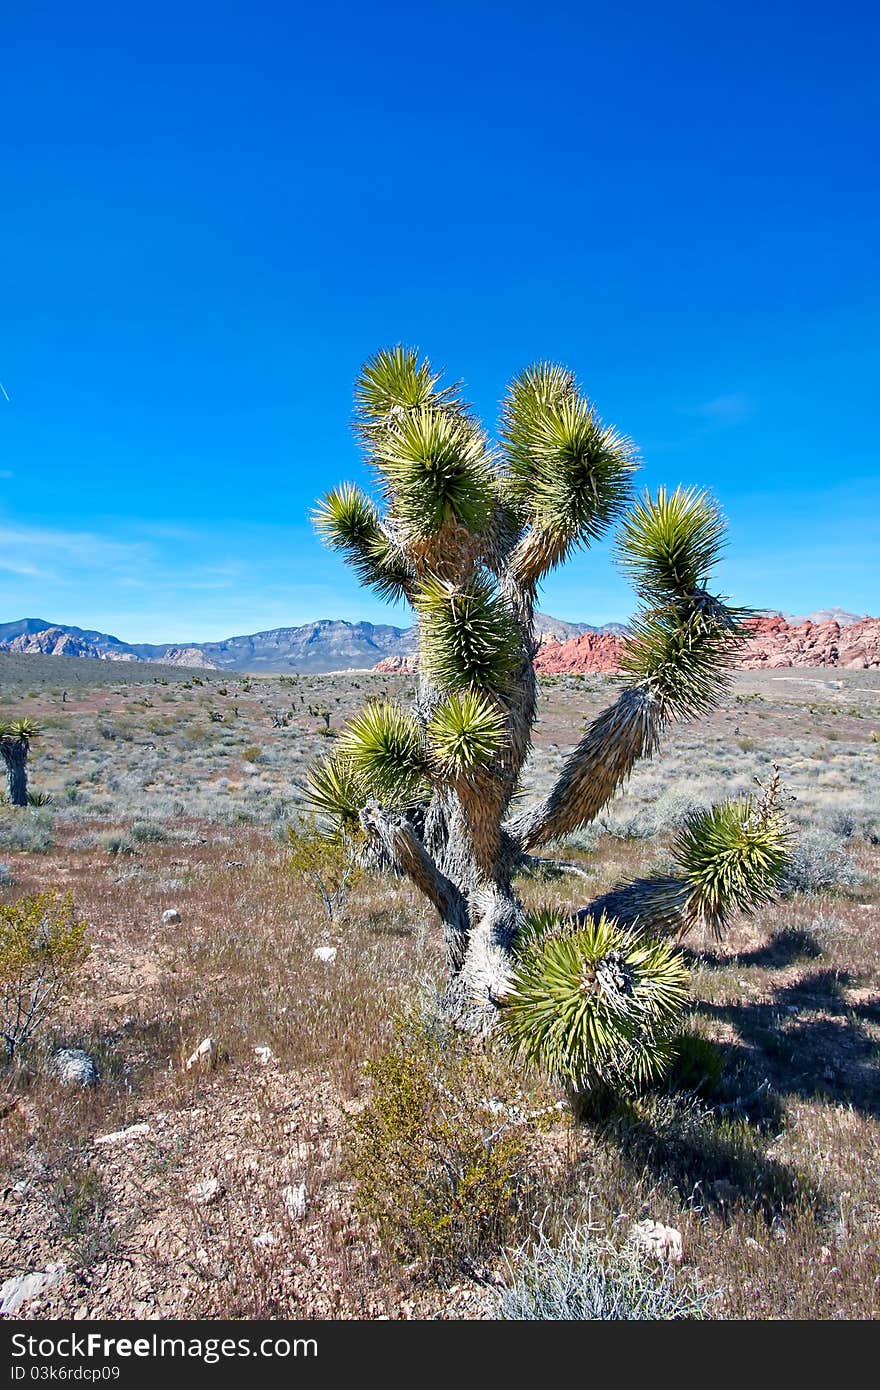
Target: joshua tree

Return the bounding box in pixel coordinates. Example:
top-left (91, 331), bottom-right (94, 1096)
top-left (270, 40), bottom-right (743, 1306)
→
top-left (306, 349), bottom-right (789, 1081)
top-left (0, 721), bottom-right (39, 807)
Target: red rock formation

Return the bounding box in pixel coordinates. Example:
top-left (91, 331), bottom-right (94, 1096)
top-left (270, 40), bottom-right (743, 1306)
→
top-left (380, 616), bottom-right (880, 676)
top-left (534, 615), bottom-right (880, 674)
top-left (738, 616), bottom-right (880, 670)
top-left (534, 630), bottom-right (625, 673)
top-left (373, 654), bottom-right (419, 674)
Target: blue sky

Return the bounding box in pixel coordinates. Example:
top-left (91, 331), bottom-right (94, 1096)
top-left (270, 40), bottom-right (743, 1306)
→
top-left (2, 0), bottom-right (878, 642)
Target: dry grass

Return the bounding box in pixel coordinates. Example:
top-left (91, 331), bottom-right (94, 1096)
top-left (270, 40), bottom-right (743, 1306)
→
top-left (0, 656), bottom-right (878, 1318)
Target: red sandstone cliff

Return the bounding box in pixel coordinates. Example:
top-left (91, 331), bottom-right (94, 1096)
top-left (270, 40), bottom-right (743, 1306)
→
top-left (376, 616), bottom-right (880, 675)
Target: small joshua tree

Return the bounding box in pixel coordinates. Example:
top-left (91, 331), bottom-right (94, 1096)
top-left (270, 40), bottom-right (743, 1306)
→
top-left (0, 721), bottom-right (39, 807)
top-left (307, 348), bottom-right (789, 1083)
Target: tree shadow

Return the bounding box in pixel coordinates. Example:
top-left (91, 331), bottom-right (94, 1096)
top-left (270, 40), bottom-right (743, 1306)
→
top-left (571, 925), bottom-right (879, 1220)
top-left (695, 966), bottom-right (880, 1118)
top-left (578, 1087), bottom-right (826, 1224)
top-left (682, 926), bottom-right (824, 971)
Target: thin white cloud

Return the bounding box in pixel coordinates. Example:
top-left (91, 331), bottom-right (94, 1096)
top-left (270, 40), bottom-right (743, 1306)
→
top-left (0, 523), bottom-right (150, 567)
top-left (0, 559), bottom-right (49, 578)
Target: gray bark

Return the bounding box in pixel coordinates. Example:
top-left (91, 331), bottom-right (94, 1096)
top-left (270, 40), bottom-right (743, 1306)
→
top-left (2, 742), bottom-right (28, 807)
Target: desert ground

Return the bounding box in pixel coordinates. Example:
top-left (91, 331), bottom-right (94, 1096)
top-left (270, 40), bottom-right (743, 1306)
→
top-left (1, 651), bottom-right (878, 1319)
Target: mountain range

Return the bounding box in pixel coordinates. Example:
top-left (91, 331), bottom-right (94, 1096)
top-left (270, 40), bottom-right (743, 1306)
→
top-left (0, 613), bottom-right (630, 674)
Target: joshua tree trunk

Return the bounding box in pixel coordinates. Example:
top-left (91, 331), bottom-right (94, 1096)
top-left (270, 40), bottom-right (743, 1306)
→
top-left (305, 348), bottom-right (790, 1043)
top-left (1, 739), bottom-right (29, 806)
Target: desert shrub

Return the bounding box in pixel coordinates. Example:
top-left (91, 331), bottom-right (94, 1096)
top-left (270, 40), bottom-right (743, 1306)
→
top-left (129, 820), bottom-right (170, 844)
top-left (827, 805), bottom-right (880, 846)
top-left (51, 1162), bottom-right (111, 1264)
top-left (350, 1016), bottom-right (538, 1275)
top-left (26, 791), bottom-right (53, 807)
top-left (781, 831), bottom-right (863, 896)
top-left (596, 805), bottom-right (654, 840)
top-left (0, 808), bottom-right (54, 853)
top-left (242, 745), bottom-right (262, 762)
top-left (286, 818), bottom-right (362, 921)
top-left (100, 832), bottom-right (137, 857)
top-left (0, 863), bottom-right (12, 885)
top-left (0, 889), bottom-right (89, 1060)
top-left (495, 1225), bottom-right (713, 1319)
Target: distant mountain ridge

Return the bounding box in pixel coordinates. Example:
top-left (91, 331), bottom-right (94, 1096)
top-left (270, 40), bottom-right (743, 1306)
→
top-left (0, 612), bottom-right (621, 673)
top-left (0, 609), bottom-right (871, 674)
top-left (0, 617), bottom-right (418, 673)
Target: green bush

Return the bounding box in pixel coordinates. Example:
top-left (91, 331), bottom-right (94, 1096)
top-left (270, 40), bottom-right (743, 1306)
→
top-left (0, 889), bottom-right (90, 1060)
top-left (501, 912), bottom-right (689, 1096)
top-left (286, 818), bottom-right (362, 921)
top-left (350, 1016), bottom-right (538, 1275)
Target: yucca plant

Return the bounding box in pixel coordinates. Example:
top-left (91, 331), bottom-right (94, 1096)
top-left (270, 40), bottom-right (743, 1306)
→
top-left (0, 720), bottom-right (40, 808)
top-left (307, 347), bottom-right (792, 1079)
top-left (503, 911), bottom-right (689, 1093)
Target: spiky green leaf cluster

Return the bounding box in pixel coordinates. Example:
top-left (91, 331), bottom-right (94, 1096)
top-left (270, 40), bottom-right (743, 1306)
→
top-left (427, 690), bottom-right (506, 777)
top-left (620, 596), bottom-right (748, 718)
top-left (312, 481), bottom-right (378, 552)
top-left (354, 345), bottom-right (462, 425)
top-left (302, 752), bottom-right (366, 830)
top-left (501, 365), bottom-right (638, 574)
top-left (0, 720), bottom-right (40, 741)
top-left (338, 701), bottom-right (428, 806)
top-left (674, 796), bottom-right (791, 934)
top-left (417, 575), bottom-right (519, 693)
top-left (501, 362), bottom-right (579, 485)
top-left (371, 407), bottom-right (496, 538)
top-left (502, 912), bottom-right (689, 1091)
top-left (617, 487), bottom-right (727, 598)
top-left (312, 483), bottom-right (411, 603)
top-left (616, 488), bottom-right (750, 717)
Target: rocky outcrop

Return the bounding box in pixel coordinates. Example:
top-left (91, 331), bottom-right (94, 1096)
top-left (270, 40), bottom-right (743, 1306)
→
top-left (515, 615), bottom-right (880, 676)
top-left (6, 628), bottom-right (108, 660)
top-left (159, 647), bottom-right (219, 670)
top-left (534, 630), bottom-right (625, 673)
top-left (373, 654), bottom-right (419, 674)
top-left (738, 616), bottom-right (880, 670)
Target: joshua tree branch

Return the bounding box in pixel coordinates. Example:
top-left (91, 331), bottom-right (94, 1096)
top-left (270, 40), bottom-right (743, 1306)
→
top-left (359, 800), bottom-right (470, 967)
top-left (572, 876), bottom-right (690, 937)
top-left (507, 686), bottom-right (662, 850)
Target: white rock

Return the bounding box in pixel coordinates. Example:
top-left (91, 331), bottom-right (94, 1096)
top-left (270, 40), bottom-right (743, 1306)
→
top-left (162, 909), bottom-right (182, 925)
top-left (94, 1123), bottom-right (151, 1147)
top-left (49, 1047), bottom-right (99, 1087)
top-left (0, 1263), bottom-right (65, 1315)
top-left (253, 1230), bottom-right (277, 1248)
top-left (188, 1178), bottom-right (224, 1206)
top-left (283, 1183), bottom-right (308, 1220)
top-left (185, 1037), bottom-right (217, 1070)
top-left (313, 946), bottom-right (337, 964)
top-left (254, 1045), bottom-right (273, 1064)
top-left (632, 1219), bottom-right (683, 1264)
